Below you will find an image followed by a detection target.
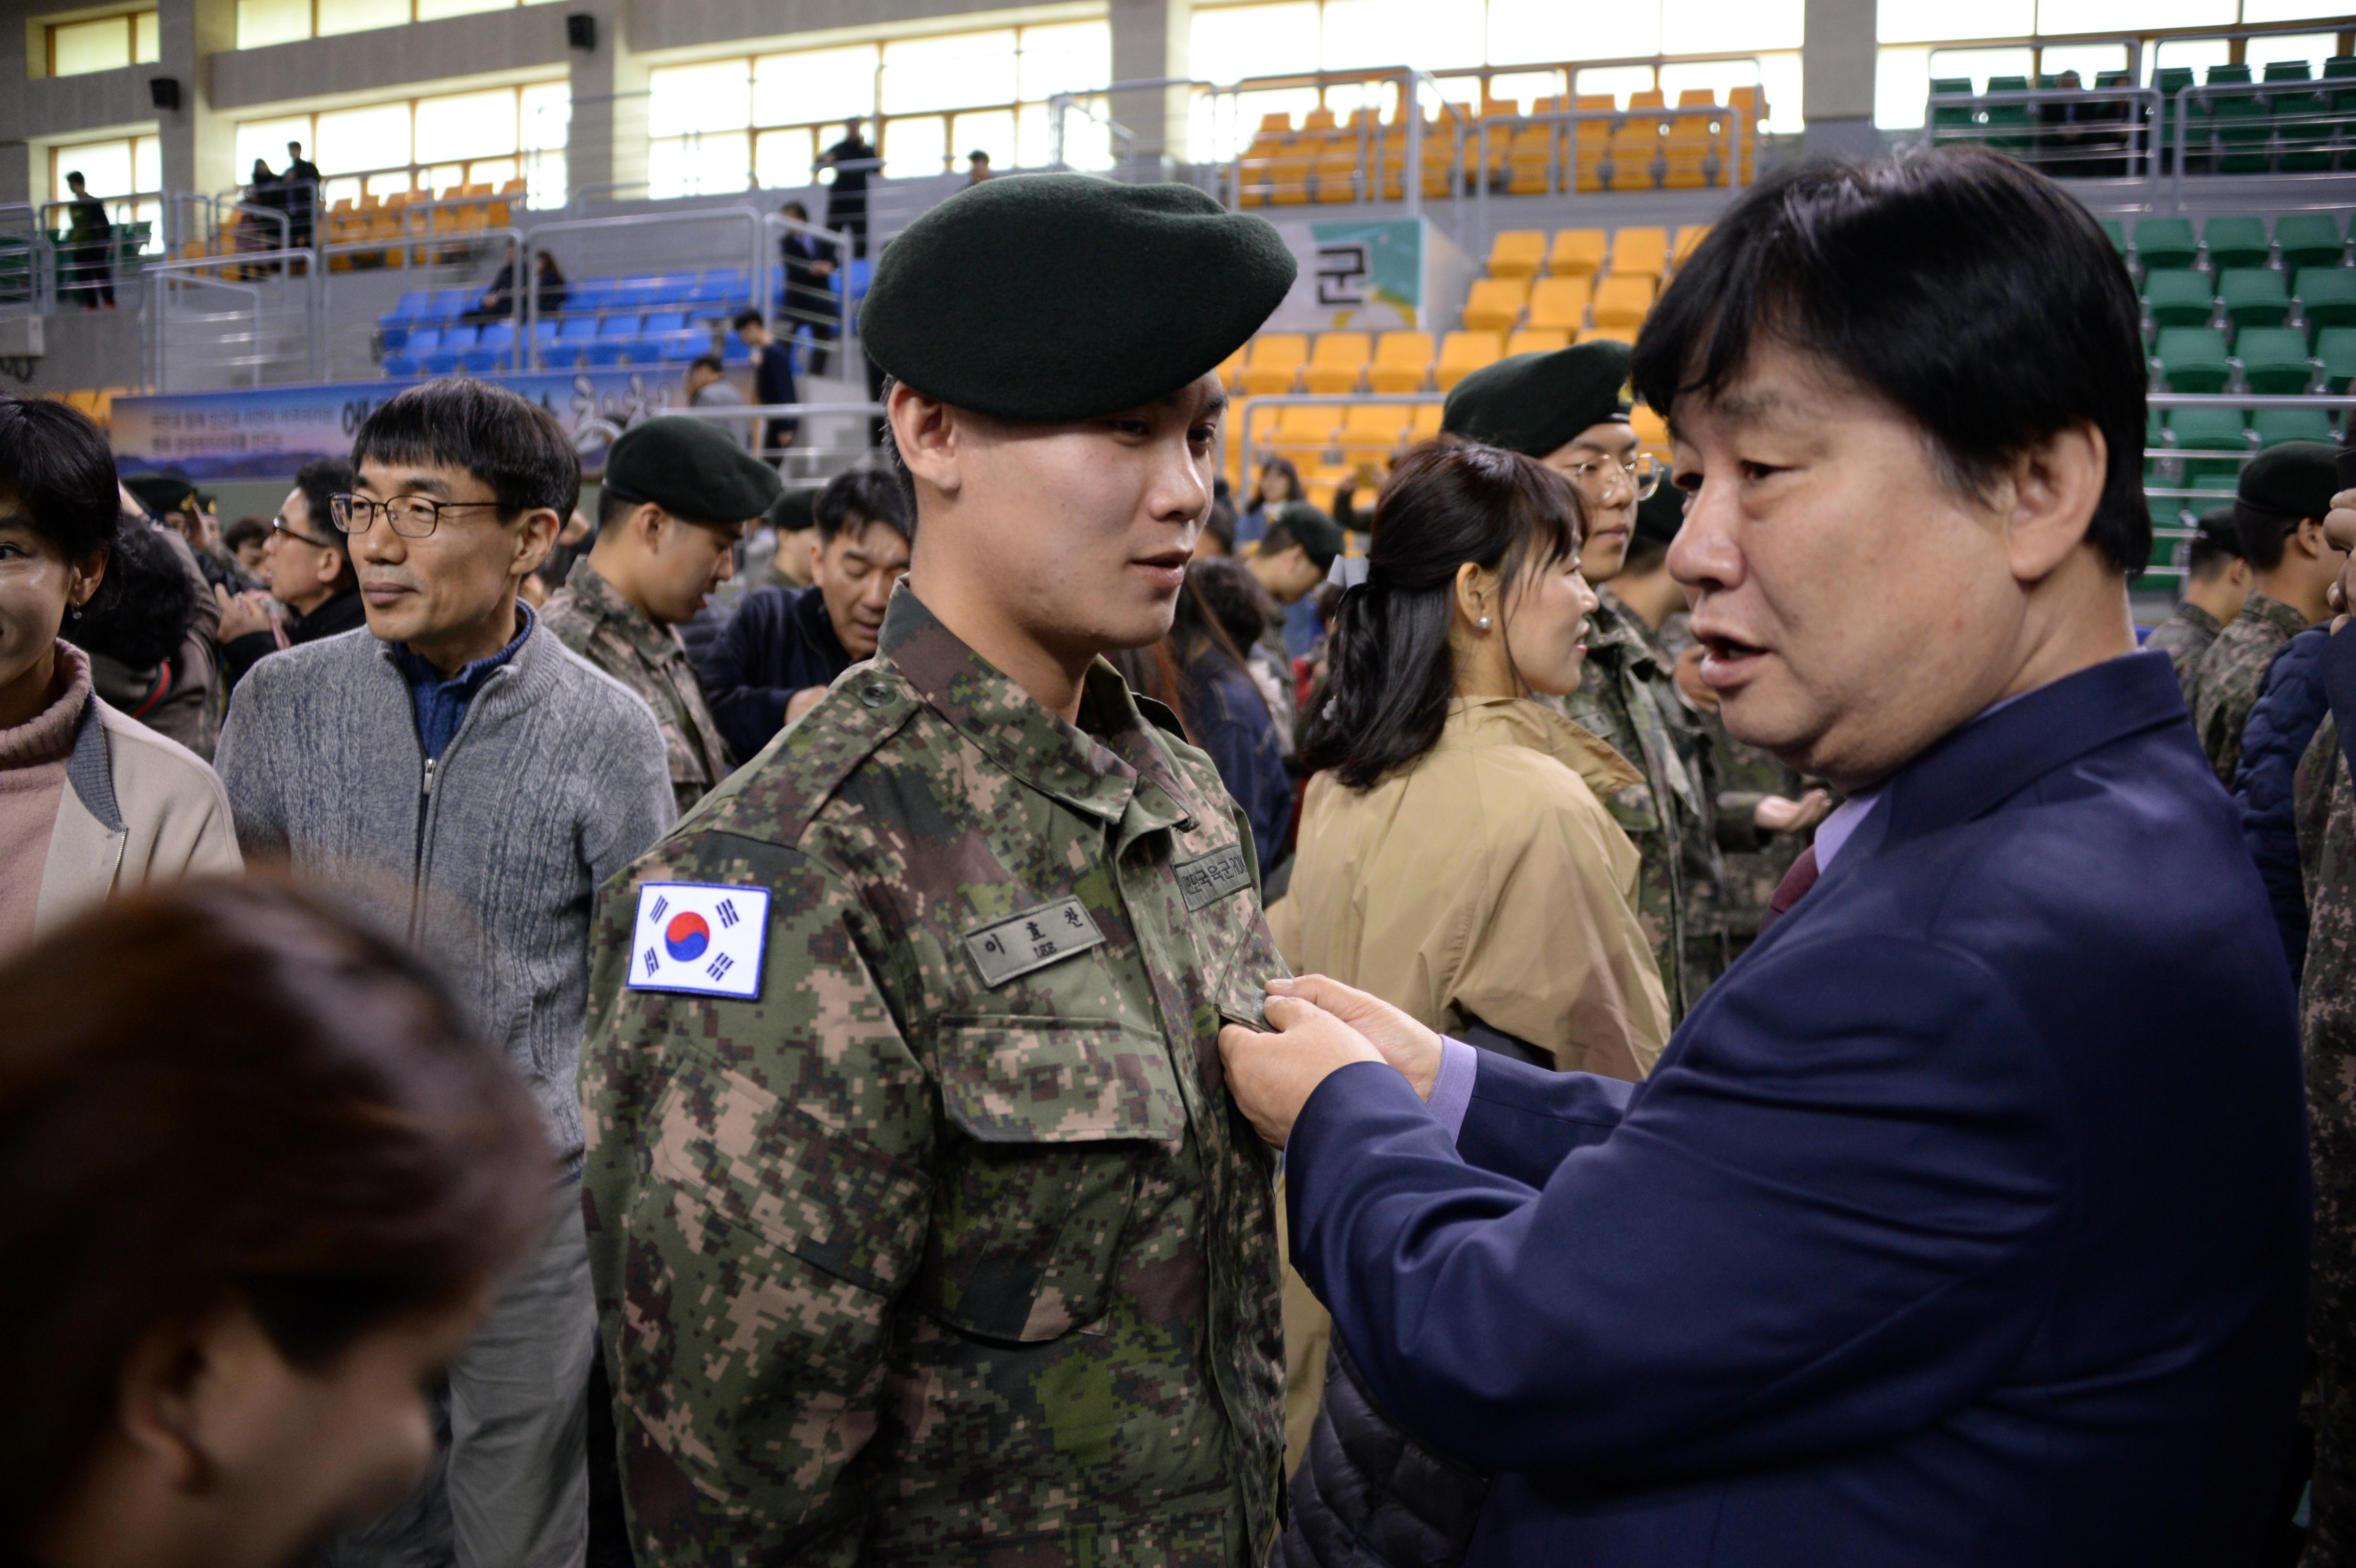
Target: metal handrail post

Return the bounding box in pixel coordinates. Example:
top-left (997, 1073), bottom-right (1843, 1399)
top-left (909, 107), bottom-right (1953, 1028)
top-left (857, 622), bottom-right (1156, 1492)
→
top-left (1403, 71), bottom-right (1423, 218)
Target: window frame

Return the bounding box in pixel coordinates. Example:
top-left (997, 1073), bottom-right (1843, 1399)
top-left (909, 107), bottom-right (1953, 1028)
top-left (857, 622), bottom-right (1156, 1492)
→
top-left (41, 7), bottom-right (160, 77)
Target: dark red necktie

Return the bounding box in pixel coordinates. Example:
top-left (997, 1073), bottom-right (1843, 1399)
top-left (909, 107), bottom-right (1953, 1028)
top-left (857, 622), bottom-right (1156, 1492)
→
top-left (1756, 845), bottom-right (1821, 938)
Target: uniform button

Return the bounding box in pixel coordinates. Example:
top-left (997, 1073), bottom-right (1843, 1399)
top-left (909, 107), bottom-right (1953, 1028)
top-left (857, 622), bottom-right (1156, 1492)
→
top-left (861, 683), bottom-right (891, 707)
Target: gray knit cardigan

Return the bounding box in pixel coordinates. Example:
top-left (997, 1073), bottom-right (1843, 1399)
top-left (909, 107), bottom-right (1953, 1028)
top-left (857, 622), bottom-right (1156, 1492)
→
top-left (215, 621), bottom-right (676, 1169)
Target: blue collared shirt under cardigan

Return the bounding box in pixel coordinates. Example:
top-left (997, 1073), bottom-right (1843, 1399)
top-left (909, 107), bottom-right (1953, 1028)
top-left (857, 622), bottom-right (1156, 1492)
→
top-left (1286, 648), bottom-right (2310, 1567)
top-left (390, 601), bottom-right (536, 761)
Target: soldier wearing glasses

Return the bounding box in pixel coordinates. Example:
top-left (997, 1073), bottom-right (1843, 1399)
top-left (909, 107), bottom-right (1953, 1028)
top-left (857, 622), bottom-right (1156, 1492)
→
top-left (214, 378), bottom-right (675, 1568)
top-left (1443, 341), bottom-right (1729, 1018)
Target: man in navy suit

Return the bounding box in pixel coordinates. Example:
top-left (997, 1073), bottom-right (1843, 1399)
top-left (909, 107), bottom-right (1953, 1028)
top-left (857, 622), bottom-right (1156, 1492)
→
top-left (1221, 147), bottom-right (2309, 1565)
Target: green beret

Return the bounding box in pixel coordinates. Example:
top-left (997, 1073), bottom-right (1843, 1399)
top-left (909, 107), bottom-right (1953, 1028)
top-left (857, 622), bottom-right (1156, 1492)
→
top-left (859, 174), bottom-right (1297, 421)
top-left (767, 486), bottom-right (817, 534)
top-left (2237, 440), bottom-right (2338, 521)
top-left (2195, 506), bottom-right (2244, 557)
top-left (1441, 342), bottom-right (1632, 458)
top-left (123, 472), bottom-right (198, 517)
top-left (1631, 477), bottom-right (1684, 554)
top-left (1270, 501), bottom-right (1344, 570)
top-left (603, 416), bottom-right (781, 525)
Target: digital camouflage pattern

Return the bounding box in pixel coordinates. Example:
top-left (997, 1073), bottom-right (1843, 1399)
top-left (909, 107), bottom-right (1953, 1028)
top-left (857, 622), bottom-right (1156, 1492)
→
top-left (2187, 592), bottom-right (2310, 787)
top-left (2301, 710), bottom-right (2356, 1564)
top-left (544, 556), bottom-right (737, 817)
top-left (1558, 590), bottom-right (1723, 1020)
top-left (580, 585), bottom-right (1287, 1568)
top-left (2143, 599), bottom-right (2225, 698)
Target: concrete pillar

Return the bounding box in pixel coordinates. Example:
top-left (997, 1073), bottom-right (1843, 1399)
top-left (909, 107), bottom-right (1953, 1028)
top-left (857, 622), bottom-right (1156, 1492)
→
top-left (1108, 0), bottom-right (1190, 169)
top-left (180, 0), bottom-right (239, 202)
top-left (1801, 0), bottom-right (1879, 160)
top-left (565, 0), bottom-right (646, 201)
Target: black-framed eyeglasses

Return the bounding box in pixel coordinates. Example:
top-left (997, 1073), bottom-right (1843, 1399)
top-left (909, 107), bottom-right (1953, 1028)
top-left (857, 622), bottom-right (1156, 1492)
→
top-left (1565, 453), bottom-right (1664, 501)
top-left (270, 516), bottom-right (339, 551)
top-left (330, 493), bottom-right (503, 539)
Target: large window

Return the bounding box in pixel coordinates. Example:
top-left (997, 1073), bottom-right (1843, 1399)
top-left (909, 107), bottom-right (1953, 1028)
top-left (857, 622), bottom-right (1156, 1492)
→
top-left (646, 19), bottom-right (1113, 198)
top-left (1876, 0), bottom-right (2356, 127)
top-left (48, 133), bottom-right (162, 250)
top-left (39, 9), bottom-right (159, 76)
top-left (1187, 0), bottom-right (1806, 144)
top-left (236, 82), bottom-right (569, 208)
top-left (235, 0), bottom-right (558, 50)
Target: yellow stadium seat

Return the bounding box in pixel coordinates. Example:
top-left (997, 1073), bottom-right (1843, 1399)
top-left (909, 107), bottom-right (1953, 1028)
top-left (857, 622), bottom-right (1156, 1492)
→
top-left (1272, 402), bottom-right (1341, 454)
top-left (1608, 126), bottom-right (1659, 190)
top-left (1461, 277), bottom-right (1529, 333)
top-left (501, 178), bottom-right (527, 196)
top-left (1628, 88), bottom-right (1666, 110)
top-left (1217, 345), bottom-right (1248, 390)
top-left (1507, 328), bottom-right (1571, 355)
top-left (1314, 153), bottom-right (1359, 203)
top-left (1304, 332), bottom-right (1372, 394)
top-left (1302, 106), bottom-right (1339, 133)
top-left (1526, 275), bottom-right (1591, 332)
top-left (1435, 330), bottom-right (1505, 391)
top-left (1258, 112), bottom-right (1294, 135)
top-left (1591, 274), bottom-right (1654, 328)
top-left (1505, 127), bottom-right (1555, 195)
top-left (1237, 334), bottom-right (1309, 395)
top-left (1611, 228), bottom-right (1670, 280)
top-left (1481, 96), bottom-right (1521, 120)
top-left (64, 390), bottom-right (99, 415)
top-left (1408, 403), bottom-right (1444, 441)
top-left (1369, 331), bottom-right (1435, 392)
top-left (1305, 479), bottom-right (1342, 514)
top-left (1726, 86), bottom-right (1762, 120)
top-left (1630, 404), bottom-right (1670, 451)
top-left (1676, 89), bottom-right (1718, 109)
top-left (1339, 403), bottom-right (1411, 452)
top-left (1671, 225), bottom-right (1711, 266)
top-left (1549, 229), bottom-right (1607, 276)
top-left (1664, 122), bottom-right (1713, 190)
top-left (1578, 325), bottom-right (1636, 346)
top-left (1487, 230), bottom-right (1546, 279)
top-left (1268, 152), bottom-right (1314, 206)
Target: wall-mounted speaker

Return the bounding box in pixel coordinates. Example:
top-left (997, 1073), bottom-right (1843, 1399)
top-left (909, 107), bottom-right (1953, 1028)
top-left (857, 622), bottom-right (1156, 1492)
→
top-left (149, 76), bottom-right (181, 111)
top-left (565, 14), bottom-right (595, 50)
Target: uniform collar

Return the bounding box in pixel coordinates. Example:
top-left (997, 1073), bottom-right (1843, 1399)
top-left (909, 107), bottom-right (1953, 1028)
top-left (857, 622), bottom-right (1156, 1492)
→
top-left (1439, 696), bottom-right (1643, 799)
top-left (565, 556), bottom-right (679, 663)
top-left (1584, 589), bottom-right (1664, 674)
top-left (877, 583), bottom-right (1195, 829)
top-left (2241, 592), bottom-right (2313, 643)
top-left (2171, 600), bottom-right (2224, 637)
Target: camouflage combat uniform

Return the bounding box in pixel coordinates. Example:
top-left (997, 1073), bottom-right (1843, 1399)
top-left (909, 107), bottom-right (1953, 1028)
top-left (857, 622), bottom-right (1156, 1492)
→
top-left (580, 586), bottom-right (1288, 1567)
top-left (2188, 592), bottom-right (2311, 787)
top-left (2144, 600), bottom-right (2225, 697)
top-left (2301, 708), bottom-right (2356, 1565)
top-left (544, 557), bottom-right (735, 817)
top-left (1560, 589), bottom-right (1723, 1020)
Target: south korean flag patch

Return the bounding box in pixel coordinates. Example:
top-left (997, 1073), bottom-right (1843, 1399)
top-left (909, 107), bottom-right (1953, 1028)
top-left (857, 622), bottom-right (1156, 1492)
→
top-left (624, 882), bottom-right (770, 1000)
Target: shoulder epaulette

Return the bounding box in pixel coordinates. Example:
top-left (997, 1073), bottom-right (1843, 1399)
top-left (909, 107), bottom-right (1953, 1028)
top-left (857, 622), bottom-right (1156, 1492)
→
top-left (696, 667), bottom-right (923, 847)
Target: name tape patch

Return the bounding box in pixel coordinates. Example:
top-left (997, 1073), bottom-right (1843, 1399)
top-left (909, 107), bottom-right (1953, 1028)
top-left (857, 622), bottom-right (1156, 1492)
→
top-left (964, 897), bottom-right (1106, 988)
top-left (624, 882), bottom-right (770, 1000)
top-left (1175, 843), bottom-right (1254, 912)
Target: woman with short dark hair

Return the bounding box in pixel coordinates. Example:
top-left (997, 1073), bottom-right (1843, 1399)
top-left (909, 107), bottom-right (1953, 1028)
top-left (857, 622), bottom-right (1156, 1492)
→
top-left (0, 396), bottom-right (238, 951)
top-left (1, 877), bottom-right (550, 1568)
top-left (1169, 555), bottom-right (1292, 872)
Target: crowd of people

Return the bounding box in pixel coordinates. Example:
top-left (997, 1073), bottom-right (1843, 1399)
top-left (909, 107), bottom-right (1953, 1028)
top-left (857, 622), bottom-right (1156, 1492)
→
top-left (0, 144), bottom-right (2345, 1568)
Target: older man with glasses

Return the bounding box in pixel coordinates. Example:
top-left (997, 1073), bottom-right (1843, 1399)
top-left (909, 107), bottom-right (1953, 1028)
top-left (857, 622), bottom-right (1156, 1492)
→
top-left (1443, 340), bottom-right (1730, 1020)
top-left (214, 379), bottom-right (674, 1568)
top-left (215, 457), bottom-right (369, 690)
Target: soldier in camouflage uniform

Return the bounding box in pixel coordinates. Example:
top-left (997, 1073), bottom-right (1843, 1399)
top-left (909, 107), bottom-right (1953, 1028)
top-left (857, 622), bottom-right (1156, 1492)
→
top-left (2143, 508), bottom-right (2248, 696)
top-left (580, 173), bottom-right (1298, 1566)
top-left (2185, 443), bottom-right (2344, 787)
top-left (544, 416), bottom-right (778, 815)
top-left (1441, 340), bottom-right (1727, 1017)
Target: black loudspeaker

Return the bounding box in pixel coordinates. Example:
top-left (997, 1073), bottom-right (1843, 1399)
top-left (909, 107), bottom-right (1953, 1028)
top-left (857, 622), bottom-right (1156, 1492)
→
top-left (565, 14), bottom-right (594, 50)
top-left (149, 76), bottom-right (181, 111)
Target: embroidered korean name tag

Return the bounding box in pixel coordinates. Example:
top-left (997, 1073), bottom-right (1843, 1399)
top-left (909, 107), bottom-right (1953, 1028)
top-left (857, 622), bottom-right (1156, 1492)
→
top-left (624, 882), bottom-right (769, 1000)
top-left (1175, 843), bottom-right (1254, 912)
top-left (963, 897), bottom-right (1106, 988)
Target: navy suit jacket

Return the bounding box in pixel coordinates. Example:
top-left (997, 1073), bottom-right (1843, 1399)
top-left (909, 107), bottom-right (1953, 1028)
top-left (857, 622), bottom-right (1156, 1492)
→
top-left (1287, 650), bottom-right (2309, 1566)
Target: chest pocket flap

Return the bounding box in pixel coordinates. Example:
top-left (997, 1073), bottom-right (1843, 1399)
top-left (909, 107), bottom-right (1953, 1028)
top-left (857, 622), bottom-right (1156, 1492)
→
top-left (935, 1017), bottom-right (1189, 1148)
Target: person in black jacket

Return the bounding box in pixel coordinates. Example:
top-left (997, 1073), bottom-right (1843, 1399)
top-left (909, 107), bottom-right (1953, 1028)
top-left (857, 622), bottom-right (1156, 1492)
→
top-left (698, 466), bottom-right (907, 758)
top-left (731, 309), bottom-right (799, 458)
top-left (215, 457), bottom-right (366, 690)
top-left (283, 140), bottom-right (321, 248)
top-left (778, 200), bottom-right (839, 377)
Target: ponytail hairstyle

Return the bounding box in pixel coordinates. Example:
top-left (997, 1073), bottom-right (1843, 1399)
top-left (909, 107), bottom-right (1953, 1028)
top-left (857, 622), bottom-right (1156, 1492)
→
top-left (1299, 440), bottom-right (1584, 792)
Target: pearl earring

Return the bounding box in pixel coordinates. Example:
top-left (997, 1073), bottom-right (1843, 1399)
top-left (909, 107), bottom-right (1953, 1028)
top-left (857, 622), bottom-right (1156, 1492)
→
top-left (1477, 615), bottom-right (1492, 630)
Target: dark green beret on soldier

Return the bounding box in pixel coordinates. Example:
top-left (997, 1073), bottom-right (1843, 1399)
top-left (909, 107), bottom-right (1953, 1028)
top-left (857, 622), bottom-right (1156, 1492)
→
top-left (1441, 339), bottom-right (1633, 458)
top-left (2237, 439), bottom-right (2339, 524)
top-left (1274, 500), bottom-right (1345, 571)
top-left (603, 414), bottom-right (782, 523)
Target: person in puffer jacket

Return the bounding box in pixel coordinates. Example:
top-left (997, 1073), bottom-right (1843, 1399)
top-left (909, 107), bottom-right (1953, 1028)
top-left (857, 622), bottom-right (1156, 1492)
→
top-left (2236, 623), bottom-right (2332, 979)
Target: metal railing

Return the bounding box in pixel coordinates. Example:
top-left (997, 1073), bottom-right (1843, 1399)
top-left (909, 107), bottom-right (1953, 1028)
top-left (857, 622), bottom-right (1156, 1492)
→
top-left (2142, 391), bottom-right (2355, 576)
top-left (521, 207), bottom-right (766, 372)
top-left (756, 211), bottom-right (855, 359)
top-left (2171, 77), bottom-right (2356, 205)
top-left (0, 204), bottom-right (54, 316)
top-left (1921, 86), bottom-right (2164, 202)
top-left (1471, 100), bottom-right (1759, 240)
top-left (648, 401), bottom-right (886, 478)
top-left (144, 248), bottom-right (323, 390)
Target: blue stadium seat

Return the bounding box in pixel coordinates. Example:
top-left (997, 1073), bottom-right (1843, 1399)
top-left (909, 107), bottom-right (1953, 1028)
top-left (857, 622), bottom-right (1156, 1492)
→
top-left (567, 278), bottom-right (620, 315)
top-left (471, 321), bottom-right (517, 372)
top-left (426, 288), bottom-right (472, 326)
top-left (642, 310), bottom-right (687, 336)
top-left (615, 276), bottom-right (663, 310)
top-left (657, 329), bottom-right (706, 361)
top-left (382, 351), bottom-right (418, 377)
top-left (720, 331), bottom-right (752, 364)
top-left (623, 339), bottom-right (664, 365)
top-left (588, 314), bottom-right (641, 367)
top-left (689, 270), bottom-right (747, 307)
top-left (847, 258), bottom-right (872, 301)
top-left (403, 326), bottom-right (443, 357)
top-left (553, 318), bottom-right (600, 369)
top-left (379, 290), bottom-right (431, 348)
top-left (425, 324), bottom-right (477, 376)
top-left (651, 273), bottom-right (697, 305)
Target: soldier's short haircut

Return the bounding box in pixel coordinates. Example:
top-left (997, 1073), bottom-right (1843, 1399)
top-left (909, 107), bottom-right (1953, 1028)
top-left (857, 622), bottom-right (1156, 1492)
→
top-left (816, 466), bottom-right (911, 546)
top-left (1631, 146), bottom-right (2150, 578)
top-left (2235, 501), bottom-right (2303, 572)
top-left (351, 378), bottom-right (579, 524)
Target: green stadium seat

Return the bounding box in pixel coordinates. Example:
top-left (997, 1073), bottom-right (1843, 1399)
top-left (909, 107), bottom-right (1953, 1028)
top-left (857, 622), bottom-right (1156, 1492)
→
top-left (2253, 406), bottom-right (2335, 447)
top-left (2218, 268), bottom-right (2291, 328)
top-left (2208, 64), bottom-right (2253, 86)
top-left (2264, 61), bottom-right (2314, 82)
top-left (2133, 218), bottom-right (2198, 271)
top-left (2275, 89), bottom-right (2334, 170)
top-left (2203, 217), bottom-right (2271, 268)
top-left (2142, 269), bottom-right (2215, 327)
top-left (2277, 213), bottom-right (2346, 270)
top-left (2299, 267), bottom-right (2356, 327)
top-left (2099, 218), bottom-right (2127, 252)
top-left (2316, 326), bottom-right (2356, 392)
top-left (1987, 75), bottom-right (2030, 92)
top-left (2236, 327), bottom-right (2317, 393)
top-left (2166, 406), bottom-right (2250, 478)
top-left (2154, 326), bottom-right (2233, 392)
